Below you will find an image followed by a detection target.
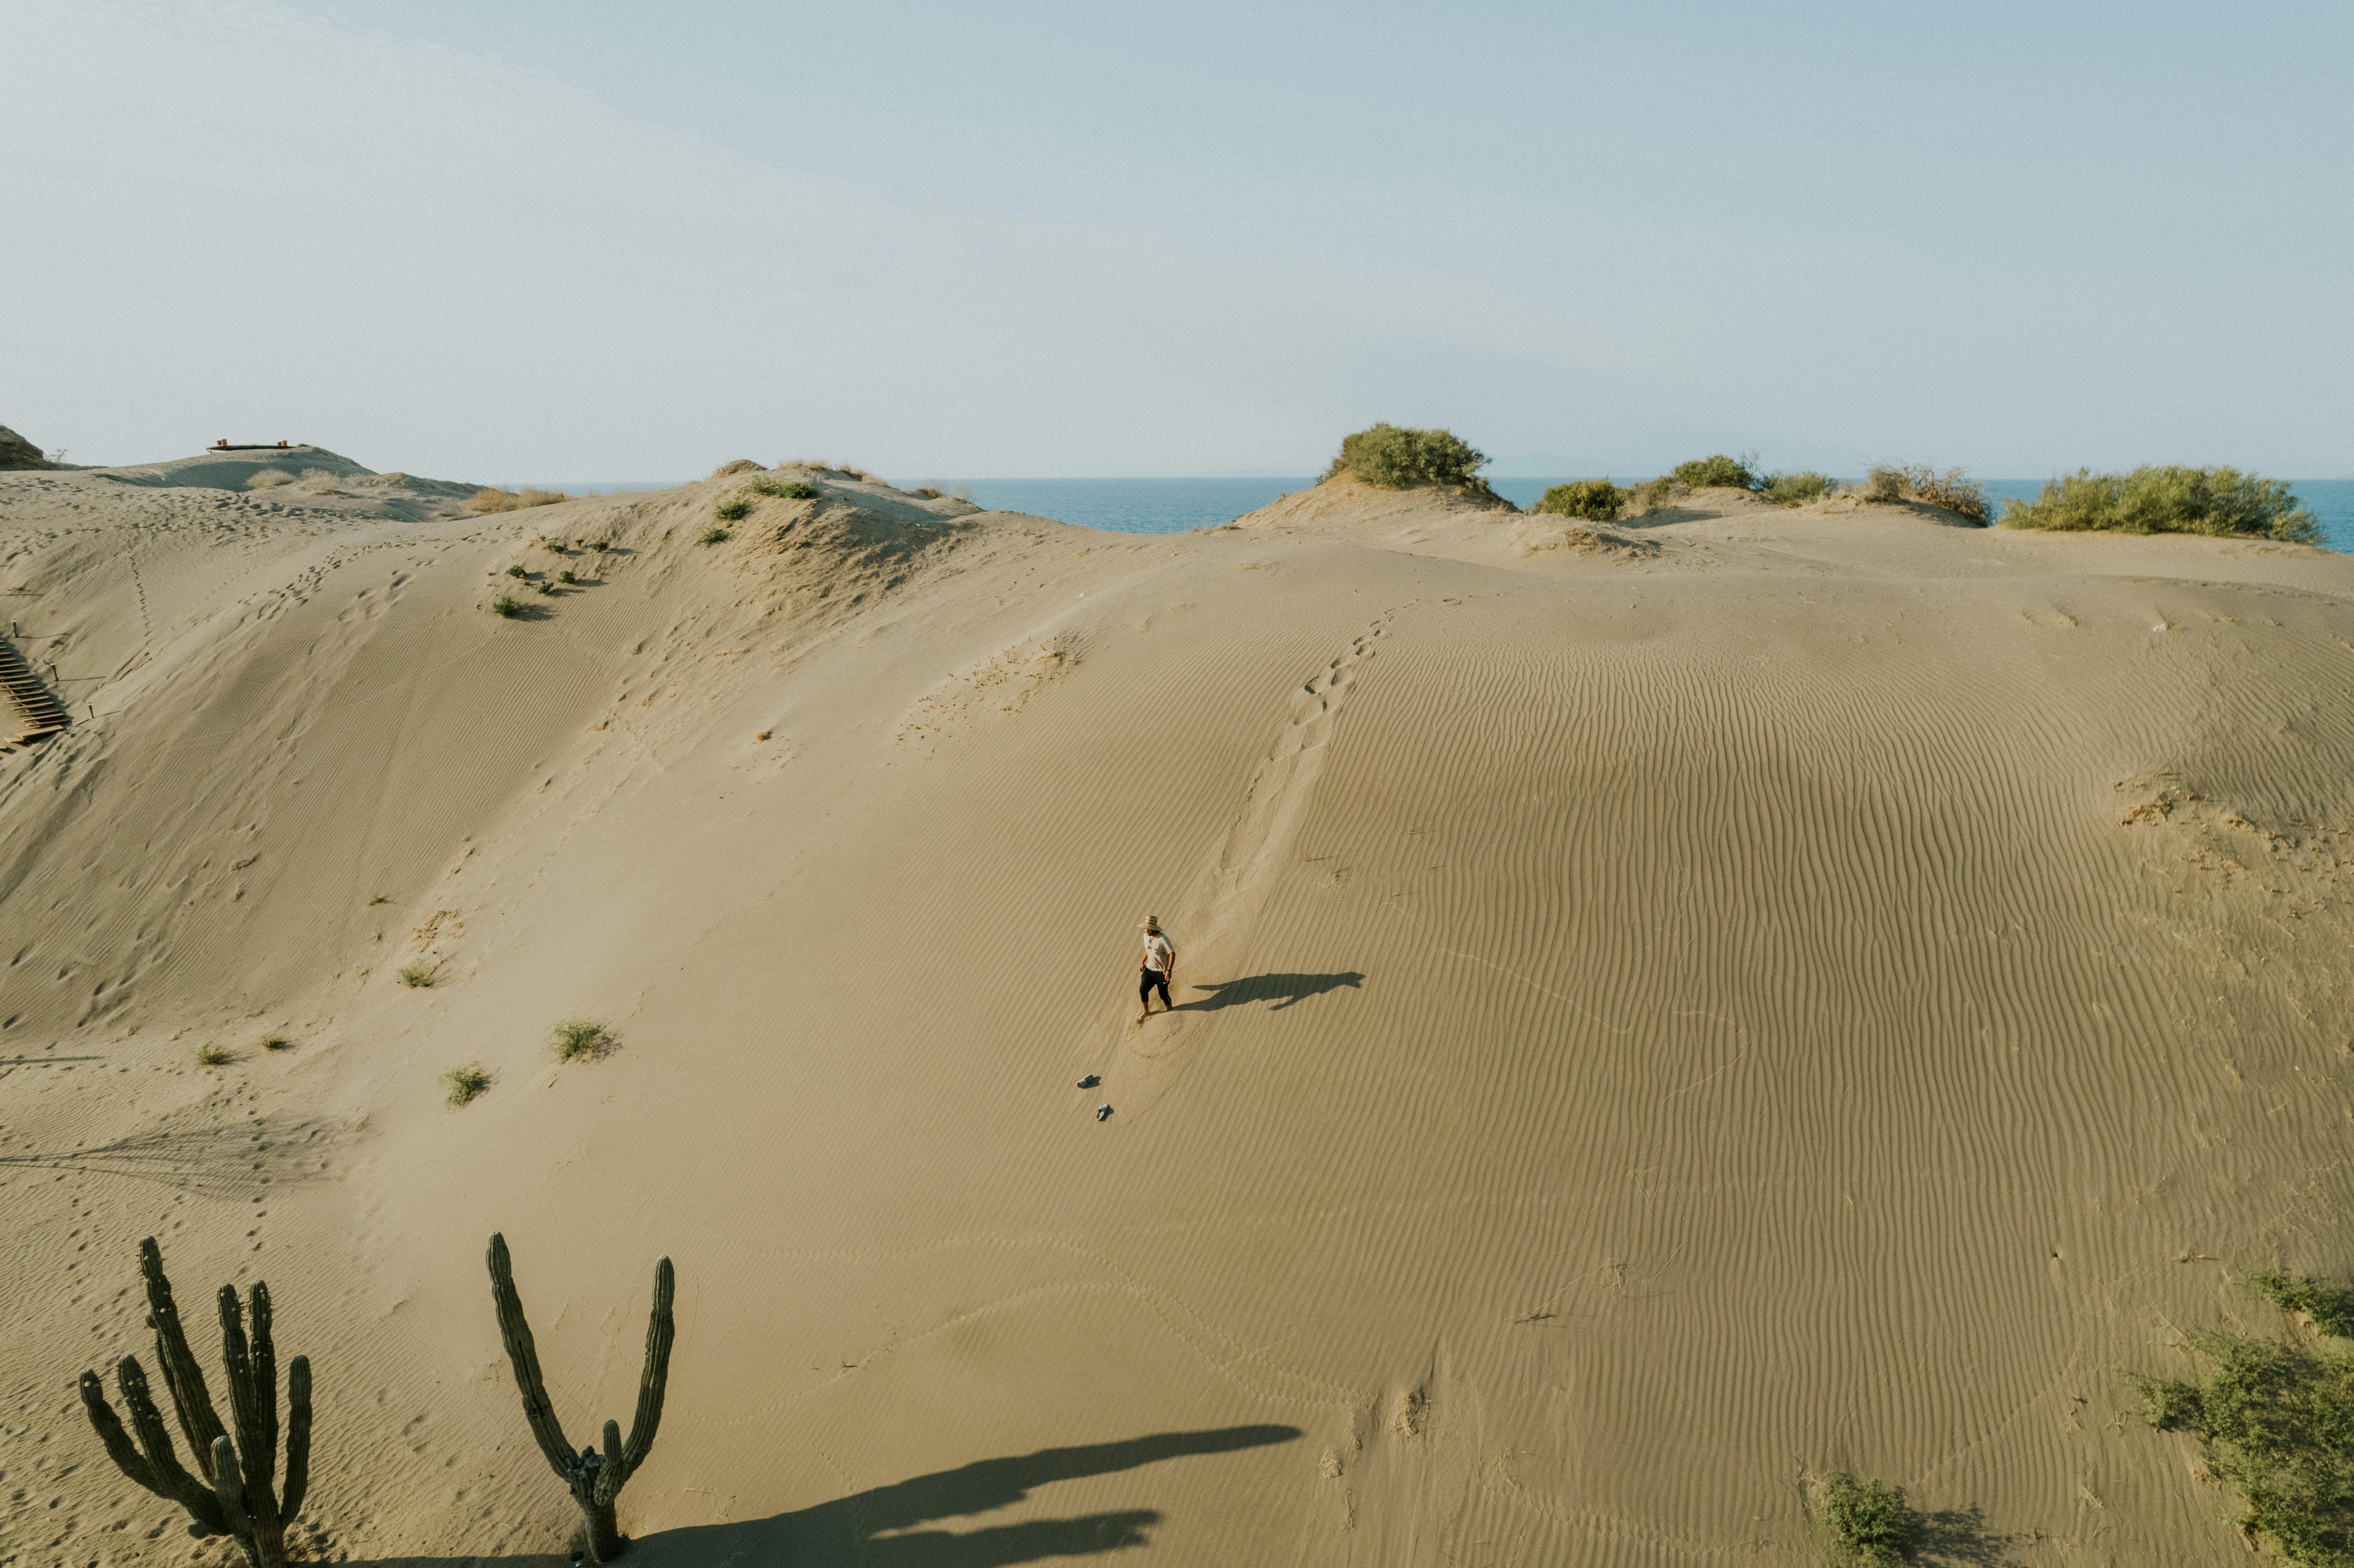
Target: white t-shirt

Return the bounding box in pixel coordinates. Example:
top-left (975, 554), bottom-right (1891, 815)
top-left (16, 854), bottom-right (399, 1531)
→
top-left (1142, 932), bottom-right (1173, 972)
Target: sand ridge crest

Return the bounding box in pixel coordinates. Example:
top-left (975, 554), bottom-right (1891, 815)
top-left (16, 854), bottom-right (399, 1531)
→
top-left (8, 458), bottom-right (2354, 1562)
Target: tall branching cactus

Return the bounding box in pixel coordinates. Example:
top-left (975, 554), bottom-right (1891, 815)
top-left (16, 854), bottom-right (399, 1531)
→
top-left (77, 1238), bottom-right (312, 1568)
top-left (487, 1232), bottom-right (675, 1562)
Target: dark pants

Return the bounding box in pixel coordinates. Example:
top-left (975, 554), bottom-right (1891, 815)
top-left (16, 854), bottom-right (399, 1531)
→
top-left (1139, 968), bottom-right (1170, 1008)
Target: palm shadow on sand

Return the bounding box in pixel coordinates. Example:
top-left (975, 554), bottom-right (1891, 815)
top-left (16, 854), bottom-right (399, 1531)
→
top-left (349, 1424), bottom-right (1301, 1567)
top-left (1177, 972), bottom-right (1363, 1014)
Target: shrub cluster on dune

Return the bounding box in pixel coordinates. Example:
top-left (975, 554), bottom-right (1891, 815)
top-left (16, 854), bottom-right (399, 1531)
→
top-left (1669, 453), bottom-right (1760, 491)
top-left (1534, 479), bottom-right (1625, 521)
top-left (1864, 464), bottom-right (1990, 524)
top-left (1324, 423), bottom-right (1498, 496)
top-left (2002, 466), bottom-right (2318, 544)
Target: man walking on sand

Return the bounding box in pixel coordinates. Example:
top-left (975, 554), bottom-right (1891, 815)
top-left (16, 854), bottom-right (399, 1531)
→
top-left (1138, 916), bottom-right (1176, 1021)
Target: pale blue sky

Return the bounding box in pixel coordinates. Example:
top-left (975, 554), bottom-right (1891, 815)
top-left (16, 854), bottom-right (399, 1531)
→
top-left (6, 1), bottom-right (2349, 479)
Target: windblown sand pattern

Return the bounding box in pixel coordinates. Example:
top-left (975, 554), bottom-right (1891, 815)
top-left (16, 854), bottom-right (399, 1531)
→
top-left (3, 451), bottom-right (2353, 1564)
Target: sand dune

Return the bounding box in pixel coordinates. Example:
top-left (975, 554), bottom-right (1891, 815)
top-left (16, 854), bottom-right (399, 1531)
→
top-left (4, 454), bottom-right (2354, 1565)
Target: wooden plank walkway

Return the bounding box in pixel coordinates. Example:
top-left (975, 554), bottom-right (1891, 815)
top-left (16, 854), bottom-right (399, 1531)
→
top-left (0, 634), bottom-right (70, 752)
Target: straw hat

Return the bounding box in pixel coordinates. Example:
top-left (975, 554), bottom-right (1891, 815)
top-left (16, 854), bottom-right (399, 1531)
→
top-left (1140, 915), bottom-right (1162, 933)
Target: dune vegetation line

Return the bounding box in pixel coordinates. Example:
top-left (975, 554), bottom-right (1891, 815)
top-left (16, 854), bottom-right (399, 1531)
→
top-left (1321, 423), bottom-right (2318, 543)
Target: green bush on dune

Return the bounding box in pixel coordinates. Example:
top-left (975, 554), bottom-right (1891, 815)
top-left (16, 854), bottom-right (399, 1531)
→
top-left (1534, 479), bottom-right (1625, 522)
top-left (2131, 1268), bottom-right (2354, 1565)
top-left (1669, 453), bottom-right (1760, 490)
top-left (2250, 1268), bottom-right (2354, 1341)
top-left (1325, 424), bottom-right (1496, 494)
top-left (1819, 1475), bottom-right (1921, 1565)
top-left (2002, 466), bottom-right (2319, 544)
top-left (1760, 471), bottom-right (1837, 507)
top-left (745, 476), bottom-right (817, 500)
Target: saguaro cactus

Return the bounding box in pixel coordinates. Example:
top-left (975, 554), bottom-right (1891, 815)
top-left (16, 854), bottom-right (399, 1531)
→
top-left (487, 1232), bottom-right (675, 1562)
top-left (77, 1238), bottom-right (312, 1568)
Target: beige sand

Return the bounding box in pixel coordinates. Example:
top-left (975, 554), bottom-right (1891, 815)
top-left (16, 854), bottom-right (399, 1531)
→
top-left (3, 451), bottom-right (2353, 1565)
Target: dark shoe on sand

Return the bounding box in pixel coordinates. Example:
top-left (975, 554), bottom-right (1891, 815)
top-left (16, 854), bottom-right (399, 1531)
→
top-left (1095, 1104), bottom-right (1113, 1122)
top-left (1077, 1073), bottom-right (1101, 1089)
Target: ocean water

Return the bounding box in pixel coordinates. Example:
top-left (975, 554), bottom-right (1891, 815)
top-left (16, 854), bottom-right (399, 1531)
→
top-left (948, 476), bottom-right (2354, 552)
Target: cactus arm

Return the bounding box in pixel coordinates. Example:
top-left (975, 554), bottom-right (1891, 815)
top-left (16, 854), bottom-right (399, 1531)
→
top-left (210, 1434), bottom-right (255, 1548)
top-left (250, 1282), bottom-right (279, 1475)
top-left (594, 1419), bottom-right (626, 1506)
top-left (140, 1237), bottom-right (228, 1481)
top-left (278, 1356), bottom-right (311, 1525)
top-left (619, 1257), bottom-right (674, 1474)
top-left (80, 1369), bottom-right (164, 1494)
top-left (217, 1282), bottom-right (280, 1515)
top-left (115, 1356), bottom-right (228, 1535)
top-left (487, 1232), bottom-right (577, 1477)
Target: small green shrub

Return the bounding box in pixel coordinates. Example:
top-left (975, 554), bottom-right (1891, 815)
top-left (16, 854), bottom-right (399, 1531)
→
top-left (699, 525), bottom-right (732, 546)
top-left (397, 962), bottom-right (436, 988)
top-left (1323, 424), bottom-right (1494, 492)
top-left (195, 1043), bottom-right (234, 1068)
top-left (713, 495), bottom-right (753, 523)
top-left (746, 476), bottom-right (817, 500)
top-left (533, 580), bottom-right (555, 595)
top-left (557, 569), bottom-right (576, 584)
top-left (1535, 479), bottom-right (1624, 522)
top-left (550, 1018), bottom-right (610, 1063)
top-left (369, 895), bottom-right (389, 905)
top-left (1669, 453), bottom-right (1759, 490)
top-left (543, 538), bottom-right (568, 552)
top-left (1819, 1475), bottom-right (1919, 1565)
top-left (1761, 471), bottom-right (1836, 507)
top-left (443, 1063), bottom-right (492, 1108)
top-left (2250, 1268), bottom-right (2354, 1341)
top-left (259, 1033), bottom-right (290, 1052)
top-left (588, 539), bottom-right (610, 552)
top-left (505, 563), bottom-right (527, 578)
top-left (491, 595), bottom-right (522, 618)
top-left (2002, 466), bottom-right (2318, 544)
top-left (1864, 464), bottom-right (1990, 524)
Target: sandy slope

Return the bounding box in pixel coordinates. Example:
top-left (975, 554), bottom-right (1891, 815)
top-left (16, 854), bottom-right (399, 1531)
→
top-left (4, 457), bottom-right (2354, 1567)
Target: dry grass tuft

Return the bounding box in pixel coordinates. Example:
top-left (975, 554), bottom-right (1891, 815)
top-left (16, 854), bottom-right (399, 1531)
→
top-left (245, 469), bottom-right (296, 491)
top-left (397, 961), bottom-right (436, 988)
top-left (1865, 464), bottom-right (1990, 524)
top-left (443, 1063), bottom-right (492, 1107)
top-left (711, 459), bottom-right (763, 478)
top-left (549, 1018), bottom-right (612, 1063)
top-left (195, 1043), bottom-right (234, 1068)
top-left (259, 1033), bottom-right (291, 1052)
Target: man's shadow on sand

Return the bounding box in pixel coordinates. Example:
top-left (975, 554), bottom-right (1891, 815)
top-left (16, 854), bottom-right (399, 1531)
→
top-left (1177, 972), bottom-right (1363, 1014)
top-left (349, 1424), bottom-right (1300, 1567)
